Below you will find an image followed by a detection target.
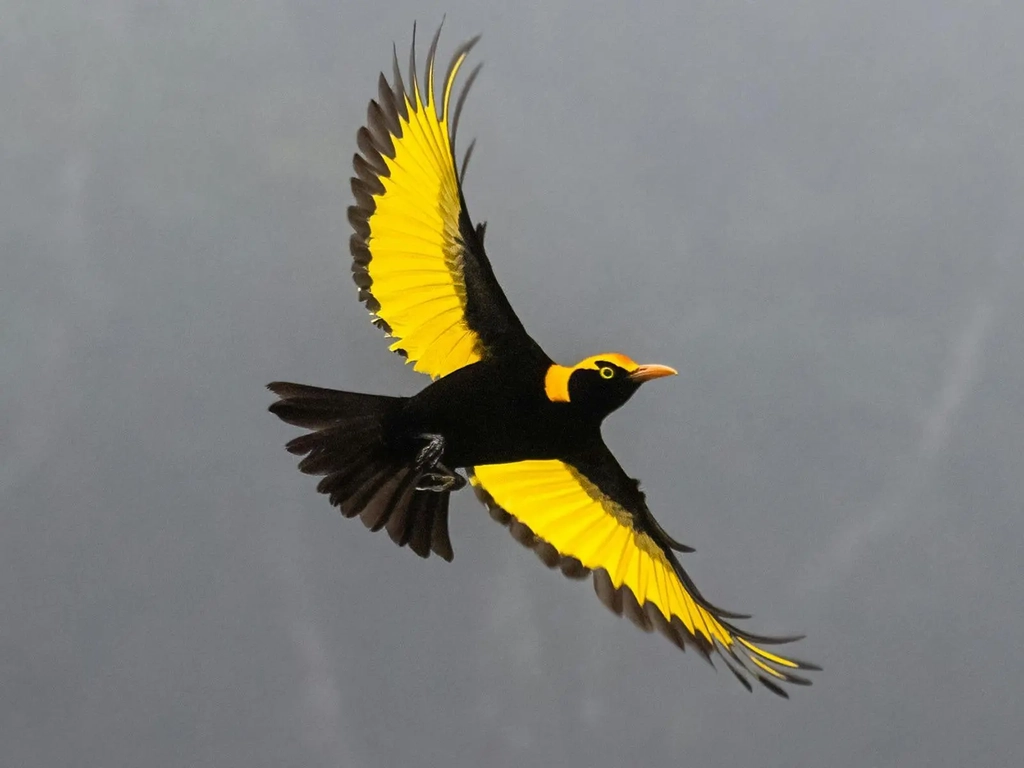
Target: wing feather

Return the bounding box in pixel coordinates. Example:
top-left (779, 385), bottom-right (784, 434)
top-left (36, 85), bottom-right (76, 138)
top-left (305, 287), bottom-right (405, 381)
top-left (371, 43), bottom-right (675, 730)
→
top-left (471, 449), bottom-right (819, 696)
top-left (349, 26), bottom-right (536, 379)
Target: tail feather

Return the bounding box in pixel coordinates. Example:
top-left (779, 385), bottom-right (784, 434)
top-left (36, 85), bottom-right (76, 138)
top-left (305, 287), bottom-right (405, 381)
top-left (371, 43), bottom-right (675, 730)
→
top-left (318, 455), bottom-right (382, 510)
top-left (268, 381), bottom-right (454, 561)
top-left (360, 467), bottom-right (419, 531)
top-left (268, 381), bottom-right (396, 428)
top-left (426, 493), bottom-right (454, 560)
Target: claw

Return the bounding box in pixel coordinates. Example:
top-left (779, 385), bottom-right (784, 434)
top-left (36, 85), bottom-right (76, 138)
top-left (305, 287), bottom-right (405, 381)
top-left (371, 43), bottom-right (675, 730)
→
top-left (413, 434), bottom-right (465, 492)
top-left (416, 467), bottom-right (467, 492)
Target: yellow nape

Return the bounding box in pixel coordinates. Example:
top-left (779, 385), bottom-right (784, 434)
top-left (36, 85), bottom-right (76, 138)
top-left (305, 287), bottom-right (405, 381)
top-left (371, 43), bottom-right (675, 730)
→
top-left (544, 365), bottom-right (573, 403)
top-left (543, 353), bottom-right (640, 402)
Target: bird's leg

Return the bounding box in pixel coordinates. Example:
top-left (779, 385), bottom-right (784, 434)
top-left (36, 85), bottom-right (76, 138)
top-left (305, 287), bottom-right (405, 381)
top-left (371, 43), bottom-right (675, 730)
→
top-left (414, 433), bottom-right (446, 468)
top-left (414, 433), bottom-right (467, 492)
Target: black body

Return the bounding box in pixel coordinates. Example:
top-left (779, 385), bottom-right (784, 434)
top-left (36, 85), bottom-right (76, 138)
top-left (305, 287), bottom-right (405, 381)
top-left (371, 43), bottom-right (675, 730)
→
top-left (265, 28), bottom-right (819, 697)
top-left (395, 359), bottom-right (578, 467)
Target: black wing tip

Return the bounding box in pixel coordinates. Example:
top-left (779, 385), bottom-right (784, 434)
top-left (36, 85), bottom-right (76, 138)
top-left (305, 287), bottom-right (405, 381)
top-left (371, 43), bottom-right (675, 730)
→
top-left (738, 630), bottom-right (807, 646)
top-left (459, 138), bottom-right (477, 184)
top-left (408, 21), bottom-right (420, 100)
top-left (714, 633), bottom-right (820, 693)
top-left (782, 672), bottom-right (814, 686)
top-left (756, 675), bottom-right (791, 699)
top-left (790, 657), bottom-right (823, 672)
top-left (364, 26), bottom-right (484, 182)
top-left (425, 20), bottom-right (444, 85)
top-left (716, 607), bottom-right (753, 621)
top-left (597, 569), bottom-right (820, 695)
top-left (722, 658), bottom-right (755, 692)
top-left (450, 61), bottom-right (482, 149)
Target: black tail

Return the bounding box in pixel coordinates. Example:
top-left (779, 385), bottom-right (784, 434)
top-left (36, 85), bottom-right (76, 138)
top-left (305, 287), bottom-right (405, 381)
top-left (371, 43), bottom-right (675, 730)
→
top-left (267, 381), bottom-right (454, 561)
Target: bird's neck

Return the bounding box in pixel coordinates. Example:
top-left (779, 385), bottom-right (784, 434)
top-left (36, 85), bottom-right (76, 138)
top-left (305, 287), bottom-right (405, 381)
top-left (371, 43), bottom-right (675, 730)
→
top-left (543, 364), bottom-right (574, 403)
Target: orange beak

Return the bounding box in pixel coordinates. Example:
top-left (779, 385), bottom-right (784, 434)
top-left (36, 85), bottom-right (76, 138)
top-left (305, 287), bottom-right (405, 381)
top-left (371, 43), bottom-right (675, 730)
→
top-left (629, 364), bottom-right (678, 383)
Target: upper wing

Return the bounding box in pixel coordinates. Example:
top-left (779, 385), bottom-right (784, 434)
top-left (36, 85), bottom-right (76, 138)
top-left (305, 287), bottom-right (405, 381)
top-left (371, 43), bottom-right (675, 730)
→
top-left (471, 444), bottom-right (819, 696)
top-left (349, 25), bottom-right (536, 379)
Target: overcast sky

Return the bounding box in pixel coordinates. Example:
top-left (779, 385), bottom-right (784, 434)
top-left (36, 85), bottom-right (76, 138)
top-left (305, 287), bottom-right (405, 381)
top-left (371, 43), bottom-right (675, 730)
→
top-left (3, 1), bottom-right (1024, 766)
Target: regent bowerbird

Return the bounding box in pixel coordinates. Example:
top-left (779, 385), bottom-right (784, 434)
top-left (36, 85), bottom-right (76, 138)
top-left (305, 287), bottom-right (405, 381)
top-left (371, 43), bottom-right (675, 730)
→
top-left (268, 24), bottom-right (818, 696)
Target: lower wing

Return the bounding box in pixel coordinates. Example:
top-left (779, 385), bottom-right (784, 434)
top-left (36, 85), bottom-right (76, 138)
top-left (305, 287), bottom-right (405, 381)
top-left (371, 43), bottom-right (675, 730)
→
top-left (471, 446), bottom-right (819, 696)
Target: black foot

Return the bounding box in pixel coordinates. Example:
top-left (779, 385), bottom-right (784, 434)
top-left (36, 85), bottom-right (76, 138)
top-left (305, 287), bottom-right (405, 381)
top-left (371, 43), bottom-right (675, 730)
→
top-left (415, 433), bottom-right (446, 471)
top-left (413, 434), bottom-right (466, 492)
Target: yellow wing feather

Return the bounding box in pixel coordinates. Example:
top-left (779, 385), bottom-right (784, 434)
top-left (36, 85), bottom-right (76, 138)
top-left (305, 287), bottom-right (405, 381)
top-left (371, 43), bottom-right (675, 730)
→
top-left (350, 32), bottom-right (484, 379)
top-left (472, 459), bottom-right (818, 695)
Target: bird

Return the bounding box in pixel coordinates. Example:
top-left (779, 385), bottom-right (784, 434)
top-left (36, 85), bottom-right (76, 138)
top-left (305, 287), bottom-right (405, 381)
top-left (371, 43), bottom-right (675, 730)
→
top-left (268, 23), bottom-right (818, 696)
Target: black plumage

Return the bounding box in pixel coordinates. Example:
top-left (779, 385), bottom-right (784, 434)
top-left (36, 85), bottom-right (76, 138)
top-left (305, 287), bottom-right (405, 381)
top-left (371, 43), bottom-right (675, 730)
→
top-left (268, 23), bottom-right (818, 696)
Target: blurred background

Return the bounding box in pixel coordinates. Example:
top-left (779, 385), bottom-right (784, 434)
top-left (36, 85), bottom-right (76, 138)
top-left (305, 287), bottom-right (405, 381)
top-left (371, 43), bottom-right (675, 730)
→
top-left (3, 1), bottom-right (1023, 766)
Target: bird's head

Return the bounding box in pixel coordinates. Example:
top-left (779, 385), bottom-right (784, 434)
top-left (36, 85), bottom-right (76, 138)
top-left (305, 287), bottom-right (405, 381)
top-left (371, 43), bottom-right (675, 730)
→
top-left (544, 353), bottom-right (677, 417)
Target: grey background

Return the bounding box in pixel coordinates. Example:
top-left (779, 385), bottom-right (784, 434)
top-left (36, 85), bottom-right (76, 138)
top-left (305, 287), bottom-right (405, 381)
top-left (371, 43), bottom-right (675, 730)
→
top-left (4, 1), bottom-right (1023, 766)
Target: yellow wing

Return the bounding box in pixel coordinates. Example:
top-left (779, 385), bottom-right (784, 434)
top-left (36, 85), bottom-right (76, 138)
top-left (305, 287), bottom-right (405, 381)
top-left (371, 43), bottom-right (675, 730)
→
top-left (349, 26), bottom-right (535, 379)
top-left (471, 447), bottom-right (819, 696)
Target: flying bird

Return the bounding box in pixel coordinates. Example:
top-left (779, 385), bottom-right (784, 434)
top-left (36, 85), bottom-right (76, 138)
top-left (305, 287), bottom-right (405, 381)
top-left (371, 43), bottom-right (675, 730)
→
top-left (268, 25), bottom-right (818, 696)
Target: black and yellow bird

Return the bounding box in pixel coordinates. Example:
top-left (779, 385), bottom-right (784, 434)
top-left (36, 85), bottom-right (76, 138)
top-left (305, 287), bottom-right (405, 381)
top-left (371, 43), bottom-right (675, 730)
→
top-left (268, 26), bottom-right (818, 696)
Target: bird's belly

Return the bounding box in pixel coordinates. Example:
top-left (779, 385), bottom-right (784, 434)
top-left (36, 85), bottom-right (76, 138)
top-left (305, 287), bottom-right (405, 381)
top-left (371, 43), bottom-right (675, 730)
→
top-left (444, 426), bottom-right (564, 467)
top-left (395, 377), bottom-right (581, 468)
top-left (429, 401), bottom-right (574, 467)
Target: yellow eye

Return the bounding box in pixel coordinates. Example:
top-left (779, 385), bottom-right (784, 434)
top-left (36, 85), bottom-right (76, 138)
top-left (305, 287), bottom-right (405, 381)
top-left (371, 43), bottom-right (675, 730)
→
top-left (599, 366), bottom-right (615, 380)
